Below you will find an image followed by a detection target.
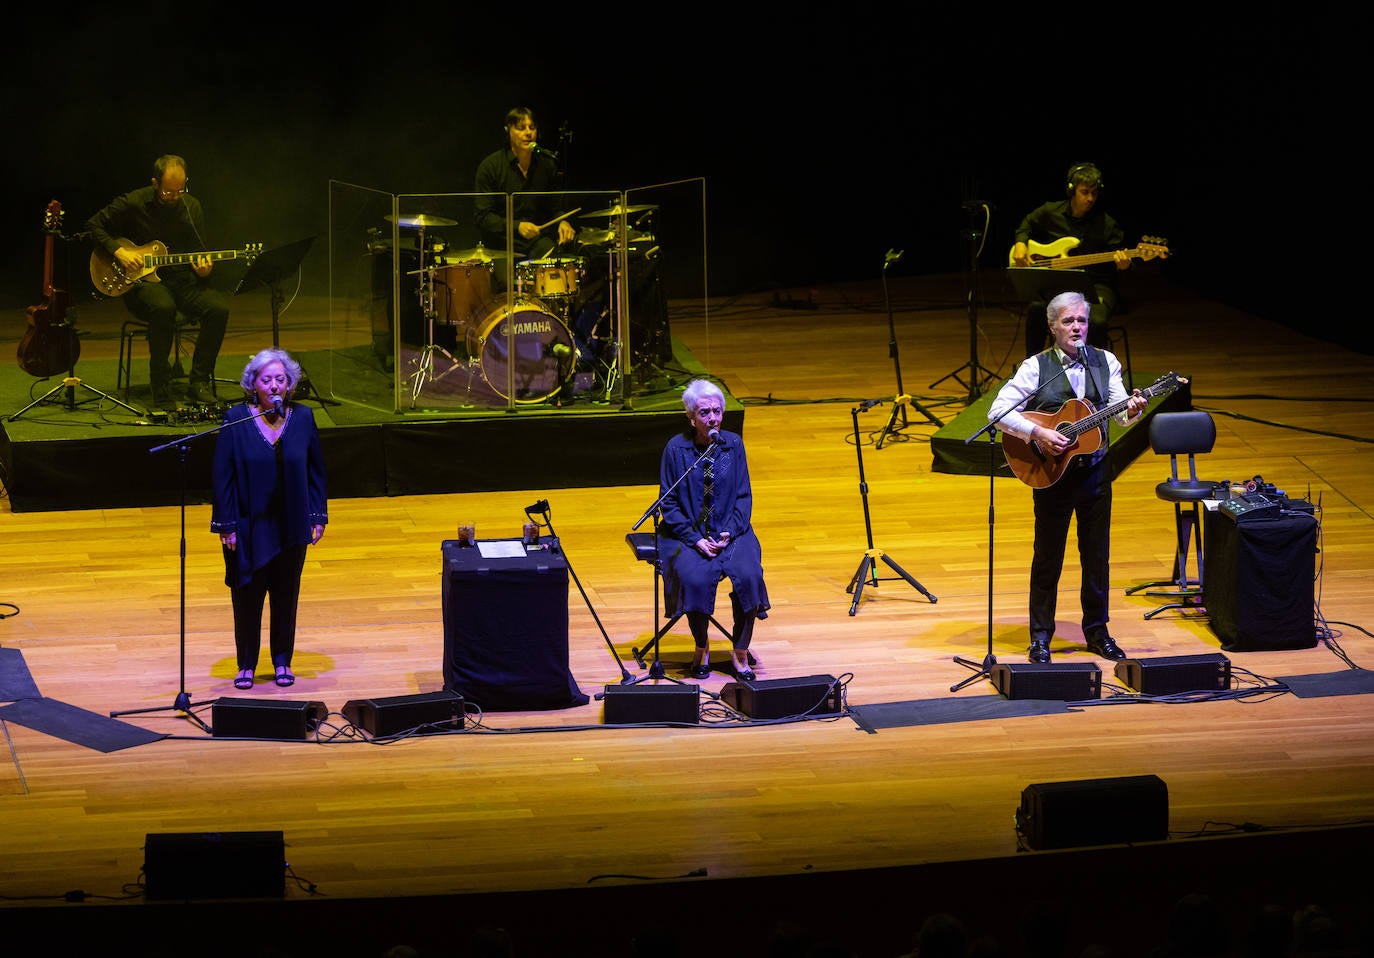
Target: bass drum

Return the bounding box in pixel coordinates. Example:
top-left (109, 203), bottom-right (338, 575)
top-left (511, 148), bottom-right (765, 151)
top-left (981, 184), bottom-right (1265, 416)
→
top-left (476, 299), bottom-right (574, 404)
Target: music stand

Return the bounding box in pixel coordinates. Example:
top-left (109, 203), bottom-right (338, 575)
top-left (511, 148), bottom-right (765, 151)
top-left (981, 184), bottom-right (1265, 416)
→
top-left (1004, 266), bottom-right (1098, 307)
top-left (234, 237), bottom-right (333, 405)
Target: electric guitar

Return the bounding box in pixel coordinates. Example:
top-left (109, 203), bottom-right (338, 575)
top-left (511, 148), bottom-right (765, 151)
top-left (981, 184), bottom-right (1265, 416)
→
top-left (18, 200), bottom-right (81, 378)
top-left (1002, 372), bottom-right (1184, 488)
top-left (1008, 235), bottom-right (1170, 269)
top-left (90, 239), bottom-right (262, 297)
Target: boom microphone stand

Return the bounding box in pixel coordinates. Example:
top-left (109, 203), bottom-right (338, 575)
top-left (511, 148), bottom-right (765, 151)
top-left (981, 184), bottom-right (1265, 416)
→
top-left (847, 400), bottom-right (938, 615)
top-left (110, 405), bottom-right (278, 730)
top-left (524, 498), bottom-right (631, 684)
top-left (930, 200), bottom-right (998, 404)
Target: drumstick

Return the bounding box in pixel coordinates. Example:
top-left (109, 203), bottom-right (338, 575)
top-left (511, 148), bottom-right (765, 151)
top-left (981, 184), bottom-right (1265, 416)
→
top-left (536, 208), bottom-right (581, 231)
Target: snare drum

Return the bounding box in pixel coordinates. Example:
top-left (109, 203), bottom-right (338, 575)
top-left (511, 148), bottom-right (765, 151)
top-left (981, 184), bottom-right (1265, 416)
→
top-left (476, 299), bottom-right (575, 403)
top-left (433, 261), bottom-right (493, 354)
top-left (516, 257), bottom-right (583, 300)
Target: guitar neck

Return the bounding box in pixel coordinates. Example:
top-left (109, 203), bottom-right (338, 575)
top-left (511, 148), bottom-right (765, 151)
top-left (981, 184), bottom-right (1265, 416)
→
top-left (143, 248), bottom-right (243, 268)
top-left (1063, 378), bottom-right (1170, 438)
top-left (1042, 246), bottom-right (1146, 270)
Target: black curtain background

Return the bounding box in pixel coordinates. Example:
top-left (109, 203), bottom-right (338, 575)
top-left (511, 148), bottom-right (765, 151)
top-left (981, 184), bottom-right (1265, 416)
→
top-left (2, 8), bottom-right (1357, 351)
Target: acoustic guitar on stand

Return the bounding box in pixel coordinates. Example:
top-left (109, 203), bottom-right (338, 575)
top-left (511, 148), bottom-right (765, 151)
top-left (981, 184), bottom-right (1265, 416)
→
top-left (1002, 372), bottom-right (1184, 489)
top-left (18, 200), bottom-right (81, 378)
top-left (90, 239), bottom-right (262, 297)
top-left (1008, 235), bottom-right (1170, 269)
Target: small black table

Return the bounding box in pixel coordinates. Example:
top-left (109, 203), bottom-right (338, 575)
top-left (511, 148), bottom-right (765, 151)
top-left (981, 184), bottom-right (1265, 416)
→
top-left (441, 537), bottom-right (589, 710)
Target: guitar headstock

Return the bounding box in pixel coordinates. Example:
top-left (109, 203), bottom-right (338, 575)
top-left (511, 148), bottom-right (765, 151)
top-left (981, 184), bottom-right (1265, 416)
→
top-left (1138, 236), bottom-right (1169, 260)
top-left (243, 243), bottom-right (264, 261)
top-left (1147, 371), bottom-right (1188, 397)
top-left (44, 200), bottom-right (64, 233)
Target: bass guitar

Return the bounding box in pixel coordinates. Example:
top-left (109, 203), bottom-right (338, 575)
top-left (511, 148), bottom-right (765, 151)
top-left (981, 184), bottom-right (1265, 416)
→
top-left (1002, 371), bottom-right (1184, 489)
top-left (90, 239), bottom-right (262, 297)
top-left (1008, 235), bottom-right (1170, 269)
top-left (18, 200), bottom-right (81, 378)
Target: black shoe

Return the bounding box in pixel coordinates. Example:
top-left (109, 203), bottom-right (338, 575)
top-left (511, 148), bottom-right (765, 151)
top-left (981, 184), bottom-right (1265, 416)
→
top-left (150, 384), bottom-right (175, 409)
top-left (186, 381), bottom-right (217, 404)
top-left (1085, 634), bottom-right (1127, 660)
top-left (687, 662), bottom-right (711, 680)
top-left (1028, 637), bottom-right (1051, 664)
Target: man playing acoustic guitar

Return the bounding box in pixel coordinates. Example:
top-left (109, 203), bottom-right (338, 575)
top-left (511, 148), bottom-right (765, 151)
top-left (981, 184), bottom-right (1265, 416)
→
top-left (86, 154), bottom-right (230, 407)
top-left (988, 291), bottom-right (1147, 665)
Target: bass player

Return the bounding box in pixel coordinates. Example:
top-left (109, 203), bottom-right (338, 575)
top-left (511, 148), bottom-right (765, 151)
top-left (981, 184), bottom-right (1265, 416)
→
top-left (1011, 161), bottom-right (1130, 357)
top-left (85, 154), bottom-right (230, 407)
top-left (987, 291), bottom-right (1147, 665)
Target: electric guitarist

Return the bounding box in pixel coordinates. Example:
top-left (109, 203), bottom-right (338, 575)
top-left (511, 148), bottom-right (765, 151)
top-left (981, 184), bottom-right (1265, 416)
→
top-left (1011, 161), bottom-right (1129, 358)
top-left (84, 154), bottom-right (232, 407)
top-left (987, 291), bottom-right (1149, 667)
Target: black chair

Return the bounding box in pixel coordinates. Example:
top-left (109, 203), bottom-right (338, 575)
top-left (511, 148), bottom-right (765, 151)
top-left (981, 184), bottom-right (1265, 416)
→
top-left (624, 531), bottom-right (740, 672)
top-left (117, 312), bottom-right (200, 399)
top-left (1126, 411), bottom-right (1217, 619)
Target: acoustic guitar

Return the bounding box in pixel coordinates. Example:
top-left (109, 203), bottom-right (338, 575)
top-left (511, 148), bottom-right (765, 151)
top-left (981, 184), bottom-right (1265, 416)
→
top-left (1008, 235), bottom-right (1170, 269)
top-left (18, 200), bottom-right (81, 378)
top-left (1001, 372), bottom-right (1183, 488)
top-left (89, 239), bottom-right (262, 297)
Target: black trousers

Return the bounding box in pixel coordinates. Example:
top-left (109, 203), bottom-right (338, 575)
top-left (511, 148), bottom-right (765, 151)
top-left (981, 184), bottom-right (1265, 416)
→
top-left (1028, 455), bottom-right (1113, 644)
top-left (125, 279), bottom-right (230, 387)
top-left (229, 544), bottom-right (308, 671)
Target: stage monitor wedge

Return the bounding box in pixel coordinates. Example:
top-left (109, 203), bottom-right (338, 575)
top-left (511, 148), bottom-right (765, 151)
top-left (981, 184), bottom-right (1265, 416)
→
top-left (211, 697), bottom-right (327, 740)
top-left (1115, 654), bottom-right (1232, 695)
top-left (1017, 775), bottom-right (1169, 850)
top-left (719, 674), bottom-right (843, 719)
top-left (991, 662), bottom-right (1101, 700)
top-left (144, 831), bottom-right (285, 900)
top-left (602, 684), bottom-right (700, 725)
top-left (341, 690), bottom-right (465, 736)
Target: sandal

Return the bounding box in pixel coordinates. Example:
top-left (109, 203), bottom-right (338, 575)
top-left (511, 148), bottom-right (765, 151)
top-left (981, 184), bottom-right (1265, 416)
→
top-left (274, 665), bottom-right (295, 687)
top-left (731, 651), bottom-right (756, 683)
top-left (234, 669), bottom-right (254, 690)
top-left (687, 648), bottom-right (711, 680)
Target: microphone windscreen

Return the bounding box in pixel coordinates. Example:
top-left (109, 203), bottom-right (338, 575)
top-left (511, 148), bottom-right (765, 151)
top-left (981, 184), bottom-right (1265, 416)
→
top-left (273, 396), bottom-right (285, 416)
top-left (708, 428), bottom-right (720, 443)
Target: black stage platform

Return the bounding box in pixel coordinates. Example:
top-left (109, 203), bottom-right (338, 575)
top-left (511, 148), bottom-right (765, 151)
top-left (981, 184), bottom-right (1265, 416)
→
top-left (0, 342), bottom-right (739, 513)
top-left (929, 371), bottom-right (1192, 479)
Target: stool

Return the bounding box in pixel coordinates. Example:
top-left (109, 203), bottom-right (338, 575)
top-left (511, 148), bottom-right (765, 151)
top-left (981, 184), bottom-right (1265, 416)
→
top-left (1126, 411), bottom-right (1217, 619)
top-left (625, 532), bottom-right (747, 671)
top-left (117, 312), bottom-right (200, 399)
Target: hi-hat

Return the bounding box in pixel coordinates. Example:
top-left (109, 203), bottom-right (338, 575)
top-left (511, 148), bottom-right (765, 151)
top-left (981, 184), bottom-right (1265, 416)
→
top-left (581, 203), bottom-right (657, 218)
top-left (577, 227), bottom-right (655, 246)
top-left (446, 245), bottom-right (508, 262)
top-left (386, 213), bottom-right (458, 228)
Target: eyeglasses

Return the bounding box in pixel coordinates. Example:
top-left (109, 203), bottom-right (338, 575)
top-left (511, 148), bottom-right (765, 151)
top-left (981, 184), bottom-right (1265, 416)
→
top-left (158, 182), bottom-right (189, 199)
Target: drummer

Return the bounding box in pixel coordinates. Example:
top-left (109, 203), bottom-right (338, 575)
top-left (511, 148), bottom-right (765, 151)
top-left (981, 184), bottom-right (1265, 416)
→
top-left (473, 106), bottom-right (577, 264)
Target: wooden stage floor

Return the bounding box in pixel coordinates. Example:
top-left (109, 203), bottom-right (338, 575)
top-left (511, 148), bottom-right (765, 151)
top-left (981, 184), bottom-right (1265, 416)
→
top-left (3, 269), bottom-right (1374, 957)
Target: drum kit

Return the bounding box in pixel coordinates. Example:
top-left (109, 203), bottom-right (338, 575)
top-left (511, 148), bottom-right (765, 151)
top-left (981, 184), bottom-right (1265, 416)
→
top-left (388, 203), bottom-right (659, 406)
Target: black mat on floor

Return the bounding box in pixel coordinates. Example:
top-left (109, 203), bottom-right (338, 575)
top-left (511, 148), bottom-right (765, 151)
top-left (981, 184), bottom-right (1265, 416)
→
top-left (0, 647), bottom-right (42, 701)
top-left (0, 698), bottom-right (168, 751)
top-left (848, 694), bottom-right (1072, 732)
top-left (1279, 669), bottom-right (1374, 698)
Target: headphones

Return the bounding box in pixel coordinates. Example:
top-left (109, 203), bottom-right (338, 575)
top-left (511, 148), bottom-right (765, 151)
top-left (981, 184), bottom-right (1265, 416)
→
top-left (1066, 162), bottom-right (1104, 195)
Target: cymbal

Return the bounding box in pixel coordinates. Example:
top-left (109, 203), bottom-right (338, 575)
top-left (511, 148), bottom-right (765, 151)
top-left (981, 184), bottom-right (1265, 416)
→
top-left (386, 213), bottom-right (458, 228)
top-left (446, 245), bottom-right (508, 262)
top-left (581, 203), bottom-right (658, 218)
top-left (577, 227), bottom-right (655, 246)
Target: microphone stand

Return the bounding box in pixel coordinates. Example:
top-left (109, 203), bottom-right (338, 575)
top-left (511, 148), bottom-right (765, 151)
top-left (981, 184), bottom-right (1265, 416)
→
top-left (876, 250), bottom-right (942, 448)
top-left (951, 353), bottom-right (1078, 691)
top-left (110, 403), bottom-right (282, 730)
top-left (930, 201), bottom-right (998, 404)
top-left (523, 498), bottom-right (631, 684)
top-left (847, 399), bottom-right (938, 614)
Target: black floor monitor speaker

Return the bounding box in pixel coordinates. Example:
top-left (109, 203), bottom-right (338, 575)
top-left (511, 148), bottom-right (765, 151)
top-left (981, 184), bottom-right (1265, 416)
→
top-left (601, 684), bottom-right (700, 725)
top-left (341, 690), bottom-right (465, 736)
top-left (1115, 654), bottom-right (1232, 694)
top-left (991, 662), bottom-right (1102, 700)
top-left (1017, 774), bottom-right (1168, 850)
top-left (211, 697), bottom-right (327, 740)
top-left (144, 831), bottom-right (285, 900)
top-left (719, 674), bottom-right (843, 719)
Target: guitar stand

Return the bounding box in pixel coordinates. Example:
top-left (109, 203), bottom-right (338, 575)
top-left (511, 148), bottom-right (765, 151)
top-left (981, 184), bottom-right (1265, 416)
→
top-left (846, 401), bottom-right (938, 615)
top-left (7, 365), bottom-right (142, 422)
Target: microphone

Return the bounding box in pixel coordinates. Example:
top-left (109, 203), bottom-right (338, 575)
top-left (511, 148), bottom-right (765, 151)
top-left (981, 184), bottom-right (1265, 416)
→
top-left (884, 249), bottom-right (904, 264)
top-left (272, 395), bottom-right (285, 417)
top-left (525, 498), bottom-right (550, 515)
top-left (708, 428), bottom-right (720, 444)
top-left (529, 142), bottom-right (560, 160)
top-left (858, 398), bottom-right (883, 412)
top-left (1071, 339), bottom-right (1089, 363)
